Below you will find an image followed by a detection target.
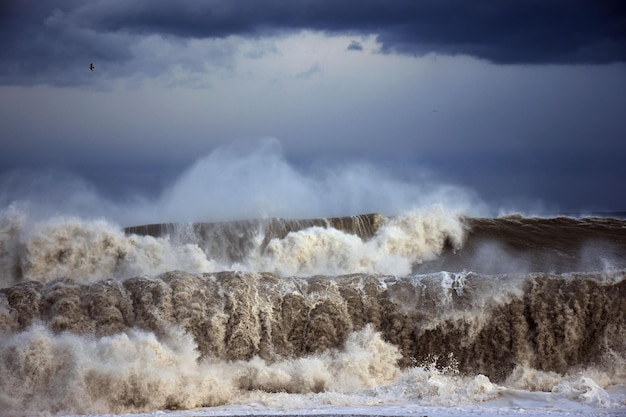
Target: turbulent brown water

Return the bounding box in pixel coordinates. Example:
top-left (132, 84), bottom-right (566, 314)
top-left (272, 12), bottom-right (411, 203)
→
top-left (124, 214), bottom-right (626, 274)
top-left (3, 270), bottom-right (625, 375)
top-left (1, 209), bottom-right (626, 414)
top-left (124, 213), bottom-right (385, 265)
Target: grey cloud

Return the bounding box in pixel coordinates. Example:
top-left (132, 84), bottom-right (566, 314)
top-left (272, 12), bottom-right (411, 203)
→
top-left (347, 40), bottom-right (363, 51)
top-left (1, 1), bottom-right (133, 86)
top-left (71, 0), bottom-right (626, 64)
top-left (2, 0), bottom-right (625, 86)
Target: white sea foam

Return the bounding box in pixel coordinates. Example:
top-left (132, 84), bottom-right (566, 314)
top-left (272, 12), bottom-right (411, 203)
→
top-left (0, 211), bottom-right (218, 286)
top-left (0, 205), bottom-right (465, 285)
top-left (246, 207), bottom-right (465, 277)
top-left (0, 325), bottom-right (403, 415)
top-left (2, 324), bottom-right (623, 416)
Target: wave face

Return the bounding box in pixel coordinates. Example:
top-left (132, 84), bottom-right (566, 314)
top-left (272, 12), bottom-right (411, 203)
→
top-left (124, 213), bottom-right (385, 265)
top-left (1, 208), bottom-right (626, 414)
top-left (417, 215), bottom-right (626, 274)
top-left (0, 208), bottom-right (464, 286)
top-left (124, 214), bottom-right (626, 275)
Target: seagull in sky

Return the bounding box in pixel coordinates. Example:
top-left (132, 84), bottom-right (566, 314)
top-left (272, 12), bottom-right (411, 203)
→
top-left (89, 63), bottom-right (94, 71)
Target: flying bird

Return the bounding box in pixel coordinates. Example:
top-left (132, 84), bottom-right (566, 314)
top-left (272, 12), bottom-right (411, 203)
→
top-left (89, 63), bottom-right (94, 71)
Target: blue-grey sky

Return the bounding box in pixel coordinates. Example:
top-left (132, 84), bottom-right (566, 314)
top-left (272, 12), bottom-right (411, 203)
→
top-left (1, 0), bottom-right (625, 220)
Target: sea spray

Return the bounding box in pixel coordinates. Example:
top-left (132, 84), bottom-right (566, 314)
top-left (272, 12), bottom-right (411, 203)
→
top-left (249, 208), bottom-right (464, 276)
top-left (0, 215), bottom-right (217, 286)
top-left (0, 207), bottom-right (466, 285)
top-left (0, 324), bottom-right (400, 415)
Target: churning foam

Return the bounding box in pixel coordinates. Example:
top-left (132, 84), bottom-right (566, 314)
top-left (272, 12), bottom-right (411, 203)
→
top-left (247, 206), bottom-right (465, 276)
top-left (0, 324), bottom-right (403, 415)
top-left (1, 323), bottom-right (622, 416)
top-left (2, 264), bottom-right (625, 415)
top-left (0, 208), bottom-right (217, 286)
top-left (0, 205), bottom-right (465, 286)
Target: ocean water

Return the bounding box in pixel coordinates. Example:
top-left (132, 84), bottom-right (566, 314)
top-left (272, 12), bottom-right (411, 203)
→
top-left (1, 205), bottom-right (626, 417)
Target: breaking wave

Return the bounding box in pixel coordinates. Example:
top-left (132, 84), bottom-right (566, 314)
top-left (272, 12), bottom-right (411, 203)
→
top-left (0, 207), bottom-right (465, 286)
top-left (1, 202), bottom-right (626, 415)
top-left (1, 269), bottom-right (625, 414)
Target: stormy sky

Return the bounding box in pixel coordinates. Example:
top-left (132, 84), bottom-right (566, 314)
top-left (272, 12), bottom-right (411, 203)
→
top-left (1, 0), bottom-right (625, 220)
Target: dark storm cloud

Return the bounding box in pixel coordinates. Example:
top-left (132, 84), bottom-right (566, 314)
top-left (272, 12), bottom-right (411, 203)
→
top-left (2, 0), bottom-right (625, 85)
top-left (0, 1), bottom-right (134, 86)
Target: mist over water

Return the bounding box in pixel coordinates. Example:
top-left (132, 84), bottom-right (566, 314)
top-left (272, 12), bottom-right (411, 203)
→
top-left (154, 139), bottom-right (486, 222)
top-left (0, 139), bottom-right (486, 226)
